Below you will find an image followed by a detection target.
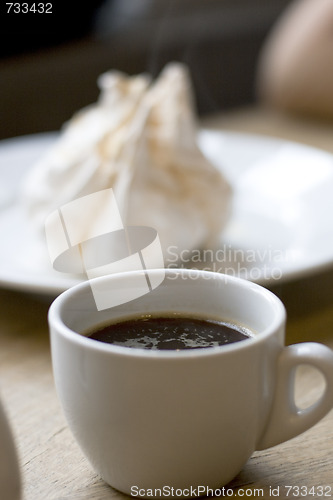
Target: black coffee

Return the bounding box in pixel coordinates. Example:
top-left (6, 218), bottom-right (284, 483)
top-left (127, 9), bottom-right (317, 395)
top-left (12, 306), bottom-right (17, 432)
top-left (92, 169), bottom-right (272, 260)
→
top-left (87, 315), bottom-right (252, 350)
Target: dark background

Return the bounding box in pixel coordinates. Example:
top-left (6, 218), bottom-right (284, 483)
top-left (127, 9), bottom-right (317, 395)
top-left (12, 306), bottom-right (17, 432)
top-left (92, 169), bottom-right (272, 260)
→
top-left (0, 0), bottom-right (291, 140)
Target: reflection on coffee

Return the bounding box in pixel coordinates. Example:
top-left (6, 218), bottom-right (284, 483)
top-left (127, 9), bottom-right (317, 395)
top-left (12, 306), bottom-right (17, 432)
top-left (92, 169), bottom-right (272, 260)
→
top-left (87, 315), bottom-right (253, 350)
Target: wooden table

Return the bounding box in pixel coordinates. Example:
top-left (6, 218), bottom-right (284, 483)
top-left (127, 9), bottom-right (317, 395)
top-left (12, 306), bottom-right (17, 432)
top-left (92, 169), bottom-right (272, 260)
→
top-left (1, 106), bottom-right (333, 499)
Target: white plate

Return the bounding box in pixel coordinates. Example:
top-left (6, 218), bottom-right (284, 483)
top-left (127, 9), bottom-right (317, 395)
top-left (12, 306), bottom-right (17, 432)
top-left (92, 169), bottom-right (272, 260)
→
top-left (1, 130), bottom-right (333, 296)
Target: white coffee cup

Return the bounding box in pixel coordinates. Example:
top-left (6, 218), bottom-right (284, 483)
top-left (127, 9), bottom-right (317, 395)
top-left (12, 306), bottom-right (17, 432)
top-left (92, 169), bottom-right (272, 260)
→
top-left (48, 269), bottom-right (333, 497)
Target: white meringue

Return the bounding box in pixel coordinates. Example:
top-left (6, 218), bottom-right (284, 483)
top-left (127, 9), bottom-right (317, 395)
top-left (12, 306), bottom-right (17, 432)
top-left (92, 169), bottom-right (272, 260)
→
top-left (21, 62), bottom-right (231, 258)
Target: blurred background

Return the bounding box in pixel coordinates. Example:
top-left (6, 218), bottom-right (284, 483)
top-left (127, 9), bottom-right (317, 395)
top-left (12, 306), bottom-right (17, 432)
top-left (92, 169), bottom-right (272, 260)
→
top-left (0, 0), bottom-right (292, 140)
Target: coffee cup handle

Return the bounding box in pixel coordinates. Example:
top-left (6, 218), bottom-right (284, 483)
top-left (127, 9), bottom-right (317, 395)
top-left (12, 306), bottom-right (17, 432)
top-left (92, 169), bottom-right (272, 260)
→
top-left (256, 342), bottom-right (333, 450)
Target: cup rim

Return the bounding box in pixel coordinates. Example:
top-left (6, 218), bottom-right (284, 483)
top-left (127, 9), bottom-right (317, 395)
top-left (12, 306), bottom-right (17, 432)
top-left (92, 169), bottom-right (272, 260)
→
top-left (48, 269), bottom-right (286, 359)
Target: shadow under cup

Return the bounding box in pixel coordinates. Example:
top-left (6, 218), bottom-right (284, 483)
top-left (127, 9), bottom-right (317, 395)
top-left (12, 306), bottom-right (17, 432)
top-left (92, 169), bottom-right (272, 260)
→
top-left (49, 269), bottom-right (287, 495)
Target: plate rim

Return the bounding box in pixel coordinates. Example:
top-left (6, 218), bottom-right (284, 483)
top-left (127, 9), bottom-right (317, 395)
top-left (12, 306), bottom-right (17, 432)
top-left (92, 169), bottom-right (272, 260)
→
top-left (1, 128), bottom-right (333, 296)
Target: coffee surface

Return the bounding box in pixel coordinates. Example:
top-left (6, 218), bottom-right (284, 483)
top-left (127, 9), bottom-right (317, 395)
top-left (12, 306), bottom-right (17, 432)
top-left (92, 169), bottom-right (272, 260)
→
top-left (88, 315), bottom-right (252, 350)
